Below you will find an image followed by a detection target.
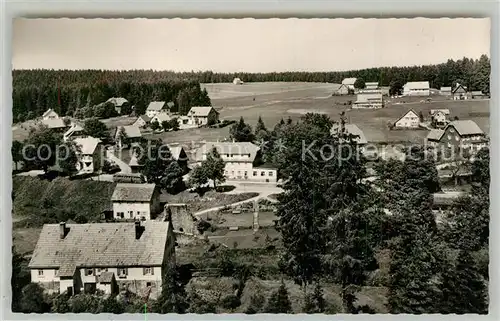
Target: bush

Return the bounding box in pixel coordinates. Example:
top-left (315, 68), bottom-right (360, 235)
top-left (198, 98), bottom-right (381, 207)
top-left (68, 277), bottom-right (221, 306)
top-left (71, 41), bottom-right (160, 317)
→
top-left (197, 219), bottom-right (212, 234)
top-left (220, 294), bottom-right (241, 310)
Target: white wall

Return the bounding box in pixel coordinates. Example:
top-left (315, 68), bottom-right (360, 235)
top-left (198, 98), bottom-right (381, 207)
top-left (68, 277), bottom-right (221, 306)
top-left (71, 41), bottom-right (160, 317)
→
top-left (395, 114), bottom-right (420, 128)
top-left (31, 268), bottom-right (59, 283)
top-left (113, 202), bottom-right (151, 220)
top-left (146, 110), bottom-right (159, 118)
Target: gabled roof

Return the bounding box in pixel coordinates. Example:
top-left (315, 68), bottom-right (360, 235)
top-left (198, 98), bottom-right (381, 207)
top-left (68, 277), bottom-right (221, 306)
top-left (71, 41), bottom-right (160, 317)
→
top-left (42, 118), bottom-right (67, 129)
top-left (97, 271), bottom-right (115, 283)
top-left (188, 106), bottom-right (217, 117)
top-left (342, 78), bottom-right (357, 85)
top-left (137, 115), bottom-right (151, 123)
top-left (43, 109), bottom-right (59, 117)
top-left (404, 81), bottom-right (430, 90)
top-left (394, 109), bottom-right (419, 124)
top-left (117, 125), bottom-right (142, 138)
top-left (194, 142), bottom-right (260, 162)
top-left (106, 97), bottom-right (128, 107)
top-left (168, 145), bottom-right (186, 161)
top-left (447, 120), bottom-right (484, 136)
top-left (111, 183), bottom-right (157, 202)
top-left (73, 137), bottom-right (101, 155)
top-left (452, 83), bottom-right (467, 93)
top-left (426, 129), bottom-right (444, 141)
top-left (64, 123), bottom-right (84, 138)
top-left (167, 101), bottom-right (175, 108)
top-left (28, 221), bottom-right (171, 269)
top-left (430, 109), bottom-right (450, 115)
top-left (330, 123), bottom-right (367, 145)
top-left (128, 154), bottom-right (141, 167)
top-left (471, 91), bottom-right (485, 95)
top-left (152, 113), bottom-right (171, 123)
top-left (146, 101), bottom-right (166, 111)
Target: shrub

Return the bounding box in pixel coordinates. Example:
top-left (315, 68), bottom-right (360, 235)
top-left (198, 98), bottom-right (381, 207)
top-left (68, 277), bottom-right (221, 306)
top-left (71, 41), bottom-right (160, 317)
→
top-left (197, 219), bottom-right (211, 234)
top-left (220, 294), bottom-right (241, 310)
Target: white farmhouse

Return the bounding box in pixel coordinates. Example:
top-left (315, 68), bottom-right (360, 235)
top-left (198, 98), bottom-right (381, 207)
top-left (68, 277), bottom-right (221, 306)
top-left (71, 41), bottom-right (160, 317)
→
top-left (105, 97), bottom-right (129, 115)
top-left (145, 101), bottom-right (167, 118)
top-left (187, 106), bottom-right (219, 126)
top-left (233, 78), bottom-right (244, 85)
top-left (73, 137), bottom-right (102, 174)
top-left (430, 109), bottom-right (450, 128)
top-left (353, 93), bottom-right (384, 109)
top-left (342, 78), bottom-right (357, 90)
top-left (403, 81), bottom-right (430, 96)
top-left (133, 115), bottom-right (151, 128)
top-left (111, 183), bottom-right (162, 220)
top-left (151, 112), bottom-right (171, 126)
top-left (42, 108), bottom-right (60, 120)
top-left (394, 109), bottom-right (420, 129)
top-left (193, 141), bottom-right (277, 183)
top-left (28, 221), bottom-right (175, 298)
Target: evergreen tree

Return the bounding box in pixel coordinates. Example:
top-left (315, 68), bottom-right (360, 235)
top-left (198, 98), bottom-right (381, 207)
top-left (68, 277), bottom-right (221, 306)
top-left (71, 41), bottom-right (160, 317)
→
top-left (154, 265), bottom-right (189, 314)
top-left (229, 117), bottom-right (255, 142)
top-left (190, 147), bottom-right (225, 190)
top-left (264, 280), bottom-right (293, 314)
top-left (150, 120), bottom-right (160, 131)
top-left (303, 282), bottom-right (326, 313)
top-left (440, 250), bottom-right (488, 314)
top-left (254, 116), bottom-right (270, 142)
top-left (161, 120), bottom-right (171, 132)
top-left (83, 118), bottom-right (109, 141)
top-left (11, 140), bottom-right (24, 171)
top-left (244, 292), bottom-right (266, 314)
top-left (20, 283), bottom-right (51, 313)
top-left (23, 124), bottom-right (64, 173)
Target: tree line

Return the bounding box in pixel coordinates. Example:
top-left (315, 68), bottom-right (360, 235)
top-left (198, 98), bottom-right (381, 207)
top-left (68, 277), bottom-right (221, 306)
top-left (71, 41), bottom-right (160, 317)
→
top-left (12, 69), bottom-right (211, 123)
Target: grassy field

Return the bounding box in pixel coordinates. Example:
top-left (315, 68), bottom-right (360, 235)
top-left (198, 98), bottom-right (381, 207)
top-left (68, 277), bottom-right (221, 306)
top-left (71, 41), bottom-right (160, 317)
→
top-left (148, 83), bottom-right (490, 144)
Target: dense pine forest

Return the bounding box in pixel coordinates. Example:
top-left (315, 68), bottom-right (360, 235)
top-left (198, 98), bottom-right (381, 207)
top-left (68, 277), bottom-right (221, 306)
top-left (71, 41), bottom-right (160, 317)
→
top-left (12, 55), bottom-right (489, 123)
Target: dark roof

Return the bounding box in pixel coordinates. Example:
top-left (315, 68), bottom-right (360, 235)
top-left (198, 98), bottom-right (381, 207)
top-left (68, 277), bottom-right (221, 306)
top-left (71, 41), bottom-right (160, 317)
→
top-left (146, 101), bottom-right (166, 111)
top-left (111, 183), bottom-right (157, 202)
top-left (97, 271), bottom-right (115, 283)
top-left (448, 120), bottom-right (484, 136)
top-left (29, 221), bottom-right (171, 268)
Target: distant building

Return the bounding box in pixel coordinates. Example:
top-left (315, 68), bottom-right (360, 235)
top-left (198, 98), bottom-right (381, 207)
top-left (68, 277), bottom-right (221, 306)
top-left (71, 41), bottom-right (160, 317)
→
top-left (41, 118), bottom-right (68, 132)
top-left (115, 125), bottom-right (142, 149)
top-left (133, 115), bottom-right (151, 128)
top-left (403, 81), bottom-right (430, 96)
top-left (187, 106), bottom-right (219, 126)
top-left (105, 97), bottom-right (129, 115)
top-left (42, 109), bottom-right (60, 120)
top-left (365, 82), bottom-right (379, 90)
top-left (63, 122), bottom-right (85, 142)
top-left (342, 78), bottom-right (357, 90)
top-left (452, 83), bottom-right (468, 100)
top-left (471, 91), bottom-right (487, 99)
top-left (233, 78), bottom-right (244, 85)
top-left (394, 109), bottom-right (420, 129)
top-left (28, 221), bottom-right (175, 298)
top-left (440, 86), bottom-right (452, 96)
top-left (333, 84), bottom-right (351, 96)
top-left (73, 137), bottom-right (102, 174)
top-left (111, 183), bottom-right (162, 220)
top-left (330, 123), bottom-right (368, 145)
top-left (193, 141), bottom-right (277, 183)
top-left (151, 112), bottom-right (171, 126)
top-left (146, 101), bottom-right (167, 118)
top-left (430, 109), bottom-right (450, 128)
top-left (426, 120), bottom-right (488, 153)
top-left (359, 82), bottom-right (381, 94)
top-left (353, 93), bottom-right (384, 109)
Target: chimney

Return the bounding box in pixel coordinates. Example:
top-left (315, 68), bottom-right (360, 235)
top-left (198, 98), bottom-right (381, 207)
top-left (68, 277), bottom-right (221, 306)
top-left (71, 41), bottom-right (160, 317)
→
top-left (59, 222), bottom-right (66, 239)
top-left (135, 221), bottom-right (141, 239)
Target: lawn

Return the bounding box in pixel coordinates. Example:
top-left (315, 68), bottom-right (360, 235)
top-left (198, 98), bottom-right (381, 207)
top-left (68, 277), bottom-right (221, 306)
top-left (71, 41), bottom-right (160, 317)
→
top-left (143, 83), bottom-right (489, 145)
top-left (13, 227), bottom-right (42, 256)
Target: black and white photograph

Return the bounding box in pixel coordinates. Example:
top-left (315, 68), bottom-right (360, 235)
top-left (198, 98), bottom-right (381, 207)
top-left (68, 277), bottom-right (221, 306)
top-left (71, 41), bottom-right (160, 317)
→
top-left (10, 18), bottom-right (490, 314)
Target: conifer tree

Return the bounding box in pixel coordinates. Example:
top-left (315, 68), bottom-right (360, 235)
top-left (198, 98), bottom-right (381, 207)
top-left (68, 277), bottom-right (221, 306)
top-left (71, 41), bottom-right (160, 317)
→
top-left (264, 280), bottom-right (292, 314)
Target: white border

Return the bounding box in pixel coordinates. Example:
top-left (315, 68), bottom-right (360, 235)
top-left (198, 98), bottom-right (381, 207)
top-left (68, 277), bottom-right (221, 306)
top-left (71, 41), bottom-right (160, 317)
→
top-left (1, 0), bottom-right (498, 320)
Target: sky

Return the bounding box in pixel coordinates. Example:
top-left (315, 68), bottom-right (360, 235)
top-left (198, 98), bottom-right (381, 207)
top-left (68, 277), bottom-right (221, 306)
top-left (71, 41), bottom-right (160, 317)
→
top-left (12, 18), bottom-right (490, 72)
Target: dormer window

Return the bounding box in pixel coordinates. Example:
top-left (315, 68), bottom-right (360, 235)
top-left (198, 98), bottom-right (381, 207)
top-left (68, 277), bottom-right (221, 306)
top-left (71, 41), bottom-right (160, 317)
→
top-left (85, 268), bottom-right (94, 276)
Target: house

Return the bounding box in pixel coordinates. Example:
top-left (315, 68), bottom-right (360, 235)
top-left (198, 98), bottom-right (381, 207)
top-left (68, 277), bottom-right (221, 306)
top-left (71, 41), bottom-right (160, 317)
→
top-left (42, 109), bottom-right (60, 120)
top-left (133, 115), bottom-right (151, 128)
top-left (73, 137), bottom-right (102, 174)
top-left (471, 91), bottom-right (487, 99)
top-left (452, 83), bottom-right (468, 100)
top-left (106, 97), bottom-right (129, 115)
top-left (151, 112), bottom-right (171, 126)
top-left (394, 109), bottom-right (420, 129)
top-left (353, 93), bottom-right (384, 108)
top-left (430, 109), bottom-right (450, 128)
top-left (426, 120), bottom-right (488, 153)
top-left (187, 106), bottom-right (219, 126)
top-left (333, 84), bottom-right (351, 95)
top-left (115, 125), bottom-right (142, 149)
top-left (41, 118), bottom-right (68, 132)
top-left (28, 221), bottom-right (175, 298)
top-left (365, 82), bottom-right (379, 90)
top-left (167, 101), bottom-right (175, 110)
top-left (330, 123), bottom-right (368, 146)
top-left (146, 101), bottom-right (167, 118)
top-left (177, 116), bottom-right (195, 129)
top-left (440, 86), bottom-right (452, 96)
top-left (63, 122), bottom-right (85, 142)
top-left (342, 78), bottom-right (357, 90)
top-left (233, 78), bottom-right (244, 85)
top-left (193, 141), bottom-right (277, 183)
top-left (403, 81), bottom-right (430, 96)
top-left (111, 183), bottom-right (162, 220)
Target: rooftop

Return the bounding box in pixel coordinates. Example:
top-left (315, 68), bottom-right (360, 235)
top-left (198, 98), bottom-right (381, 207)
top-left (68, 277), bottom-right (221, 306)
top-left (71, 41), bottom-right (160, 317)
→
top-left (111, 183), bottom-right (157, 202)
top-left (43, 108), bottom-right (58, 117)
top-left (194, 142), bottom-right (260, 162)
top-left (106, 97), bottom-right (129, 107)
top-left (146, 101), bottom-right (166, 111)
top-left (42, 118), bottom-right (67, 129)
top-left (28, 221), bottom-right (171, 269)
top-left (73, 137), bottom-right (101, 155)
top-left (342, 78), bottom-right (357, 85)
top-left (448, 120), bottom-right (484, 136)
top-left (188, 106), bottom-right (217, 117)
top-left (404, 81), bottom-right (430, 90)
top-left (426, 129), bottom-right (444, 141)
top-left (355, 93), bottom-right (383, 103)
top-left (430, 109), bottom-right (450, 115)
top-left (117, 125), bottom-right (142, 138)
top-left (331, 123), bottom-right (368, 145)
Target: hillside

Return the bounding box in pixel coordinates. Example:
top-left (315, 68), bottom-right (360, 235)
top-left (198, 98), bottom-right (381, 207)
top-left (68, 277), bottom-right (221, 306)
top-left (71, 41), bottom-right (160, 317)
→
top-left (12, 176), bottom-right (116, 227)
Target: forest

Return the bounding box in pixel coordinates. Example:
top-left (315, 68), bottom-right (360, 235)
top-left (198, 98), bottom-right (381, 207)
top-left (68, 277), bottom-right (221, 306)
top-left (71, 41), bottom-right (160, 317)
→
top-left (12, 55), bottom-right (490, 123)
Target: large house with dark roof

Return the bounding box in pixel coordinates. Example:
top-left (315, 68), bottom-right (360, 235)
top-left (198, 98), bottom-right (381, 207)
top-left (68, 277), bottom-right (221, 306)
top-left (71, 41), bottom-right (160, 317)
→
top-left (425, 120), bottom-right (488, 153)
top-left (28, 221), bottom-right (175, 298)
top-left (115, 125), bottom-right (142, 149)
top-left (111, 183), bottom-right (162, 220)
top-left (145, 101), bottom-right (167, 118)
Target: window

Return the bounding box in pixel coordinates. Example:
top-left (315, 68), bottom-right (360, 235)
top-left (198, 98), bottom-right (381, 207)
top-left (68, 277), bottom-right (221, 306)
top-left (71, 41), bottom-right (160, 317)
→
top-left (38, 270), bottom-right (44, 276)
top-left (128, 211), bottom-right (134, 218)
top-left (237, 171), bottom-right (241, 175)
top-left (447, 135), bottom-right (452, 140)
top-left (261, 171), bottom-right (265, 176)
top-left (244, 171), bottom-right (248, 177)
top-left (455, 136), bottom-right (459, 141)
top-left (268, 171), bottom-right (273, 176)
top-left (118, 268), bottom-right (128, 278)
top-left (226, 154), bottom-right (229, 157)
top-left (224, 170), bottom-right (228, 175)
top-left (253, 171), bottom-right (257, 176)
top-left (146, 282), bottom-right (152, 287)
top-left (117, 212), bottom-right (124, 219)
top-left (449, 128), bottom-right (455, 133)
top-left (85, 268), bottom-right (94, 276)
top-left (231, 171), bottom-right (234, 176)
top-left (143, 267), bottom-right (154, 275)
top-left (55, 269), bottom-right (59, 277)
